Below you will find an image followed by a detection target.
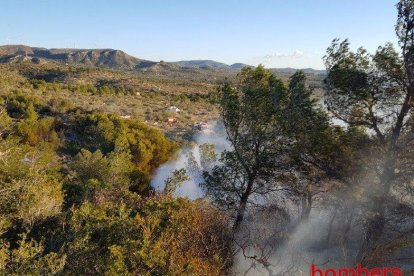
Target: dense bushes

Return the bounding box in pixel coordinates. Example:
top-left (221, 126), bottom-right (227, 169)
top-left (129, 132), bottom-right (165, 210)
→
top-left (64, 196), bottom-right (230, 275)
top-left (0, 94), bottom-right (231, 275)
top-left (32, 80), bottom-right (136, 96)
top-left (14, 117), bottom-right (60, 147)
top-left (66, 112), bottom-right (178, 186)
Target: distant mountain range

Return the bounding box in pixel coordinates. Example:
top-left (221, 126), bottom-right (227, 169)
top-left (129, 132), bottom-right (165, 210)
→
top-left (172, 60), bottom-right (254, 70)
top-left (172, 60), bottom-right (324, 74)
top-left (0, 45), bottom-right (325, 75)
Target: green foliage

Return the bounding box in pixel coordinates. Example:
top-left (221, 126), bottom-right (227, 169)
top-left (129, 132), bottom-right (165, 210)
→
top-left (67, 83), bottom-right (97, 94)
top-left (0, 90), bottom-right (202, 275)
top-left (203, 66), bottom-right (363, 230)
top-left (3, 93), bottom-right (44, 119)
top-left (0, 100), bottom-right (12, 135)
top-left (68, 112), bottom-right (178, 177)
top-left (322, 0), bottom-right (414, 264)
top-left (323, 38), bottom-right (407, 135)
top-left (64, 148), bottom-right (135, 207)
top-left (48, 98), bottom-right (74, 114)
top-left (0, 234), bottom-right (66, 275)
top-left (199, 143), bottom-right (218, 171)
top-left (0, 138), bottom-right (63, 230)
top-left (14, 117), bottom-right (59, 147)
top-left (64, 197), bottom-right (230, 275)
top-left (203, 66), bottom-right (291, 228)
top-left (23, 103), bottom-right (38, 121)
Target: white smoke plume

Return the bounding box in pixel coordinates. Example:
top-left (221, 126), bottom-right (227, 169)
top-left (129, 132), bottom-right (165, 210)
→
top-left (150, 121), bottom-right (230, 199)
top-left (151, 120), bottom-right (402, 275)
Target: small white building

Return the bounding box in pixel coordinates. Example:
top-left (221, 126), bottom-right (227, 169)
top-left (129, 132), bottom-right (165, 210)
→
top-left (166, 106), bottom-right (180, 113)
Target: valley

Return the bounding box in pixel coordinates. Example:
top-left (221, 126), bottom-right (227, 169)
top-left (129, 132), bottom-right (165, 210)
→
top-left (0, 45), bottom-right (325, 140)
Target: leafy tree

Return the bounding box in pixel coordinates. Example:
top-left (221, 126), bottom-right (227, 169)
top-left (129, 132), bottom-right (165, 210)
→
top-left (279, 71), bottom-right (333, 221)
top-left (3, 93), bottom-right (43, 119)
top-left (278, 71), bottom-right (371, 224)
top-left (65, 148), bottom-right (136, 207)
top-left (65, 149), bottom-right (112, 206)
top-left (164, 168), bottom-right (190, 195)
top-left (199, 143), bottom-right (218, 171)
top-left (323, 0), bottom-right (414, 262)
top-left (68, 112), bottom-right (178, 179)
top-left (185, 151), bottom-right (201, 178)
top-left (203, 66), bottom-right (291, 231)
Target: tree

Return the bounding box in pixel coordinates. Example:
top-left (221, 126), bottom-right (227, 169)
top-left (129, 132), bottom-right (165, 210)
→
top-left (203, 66), bottom-right (291, 231)
top-left (323, 0), bottom-right (414, 262)
top-left (0, 138), bottom-right (63, 231)
top-left (0, 100), bottom-right (12, 136)
top-left (279, 71), bottom-right (332, 221)
top-left (68, 112), bottom-right (178, 183)
top-left (164, 168), bottom-right (190, 195)
top-left (65, 148), bottom-right (136, 207)
top-left (199, 143), bottom-right (218, 172)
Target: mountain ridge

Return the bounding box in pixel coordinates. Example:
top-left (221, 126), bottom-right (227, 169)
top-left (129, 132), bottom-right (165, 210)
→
top-left (0, 45), bottom-right (325, 74)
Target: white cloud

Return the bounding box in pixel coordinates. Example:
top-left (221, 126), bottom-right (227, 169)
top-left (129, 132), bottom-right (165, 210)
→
top-left (245, 50), bottom-right (324, 69)
top-left (263, 50), bottom-right (304, 59)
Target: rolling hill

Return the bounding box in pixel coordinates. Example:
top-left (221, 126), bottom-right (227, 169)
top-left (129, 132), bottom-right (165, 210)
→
top-left (0, 45), bottom-right (150, 70)
top-left (0, 45), bottom-right (325, 88)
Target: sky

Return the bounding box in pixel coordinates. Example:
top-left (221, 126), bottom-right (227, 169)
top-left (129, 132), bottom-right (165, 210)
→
top-left (0, 0), bottom-right (398, 69)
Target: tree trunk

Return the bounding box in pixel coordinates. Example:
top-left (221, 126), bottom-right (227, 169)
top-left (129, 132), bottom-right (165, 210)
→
top-left (357, 83), bottom-right (413, 263)
top-left (300, 186), bottom-right (312, 222)
top-left (326, 204), bottom-right (339, 242)
top-left (357, 157), bottom-right (395, 264)
top-left (357, 203), bottom-right (386, 265)
top-left (341, 207), bottom-right (354, 265)
top-left (233, 179), bottom-right (254, 232)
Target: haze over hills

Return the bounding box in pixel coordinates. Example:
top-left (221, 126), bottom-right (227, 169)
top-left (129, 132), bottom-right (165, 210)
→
top-left (172, 60), bottom-right (257, 71)
top-left (173, 60), bottom-right (325, 74)
top-left (173, 60), bottom-right (231, 69)
top-left (0, 45), bottom-right (325, 75)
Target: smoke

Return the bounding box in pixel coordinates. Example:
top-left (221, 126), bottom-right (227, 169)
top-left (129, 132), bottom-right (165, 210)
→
top-left (232, 203), bottom-right (364, 275)
top-left (151, 120), bottom-right (364, 274)
top-left (151, 120), bottom-right (412, 274)
top-left (193, 121), bottom-right (230, 153)
top-left (151, 147), bottom-right (202, 199)
top-left (150, 121), bottom-right (230, 199)
top-left (231, 159), bottom-right (403, 275)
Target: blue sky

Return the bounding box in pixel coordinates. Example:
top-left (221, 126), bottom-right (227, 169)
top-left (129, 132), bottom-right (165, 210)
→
top-left (1, 0), bottom-right (397, 69)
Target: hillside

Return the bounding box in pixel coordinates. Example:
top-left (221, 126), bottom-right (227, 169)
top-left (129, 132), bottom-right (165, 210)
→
top-left (0, 45), bottom-right (151, 70)
top-left (0, 45), bottom-right (325, 85)
top-left (173, 60), bottom-right (230, 69)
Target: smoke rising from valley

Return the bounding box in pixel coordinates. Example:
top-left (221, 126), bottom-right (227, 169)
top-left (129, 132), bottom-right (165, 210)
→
top-left (151, 118), bottom-right (414, 275)
top-left (150, 121), bottom-right (230, 199)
